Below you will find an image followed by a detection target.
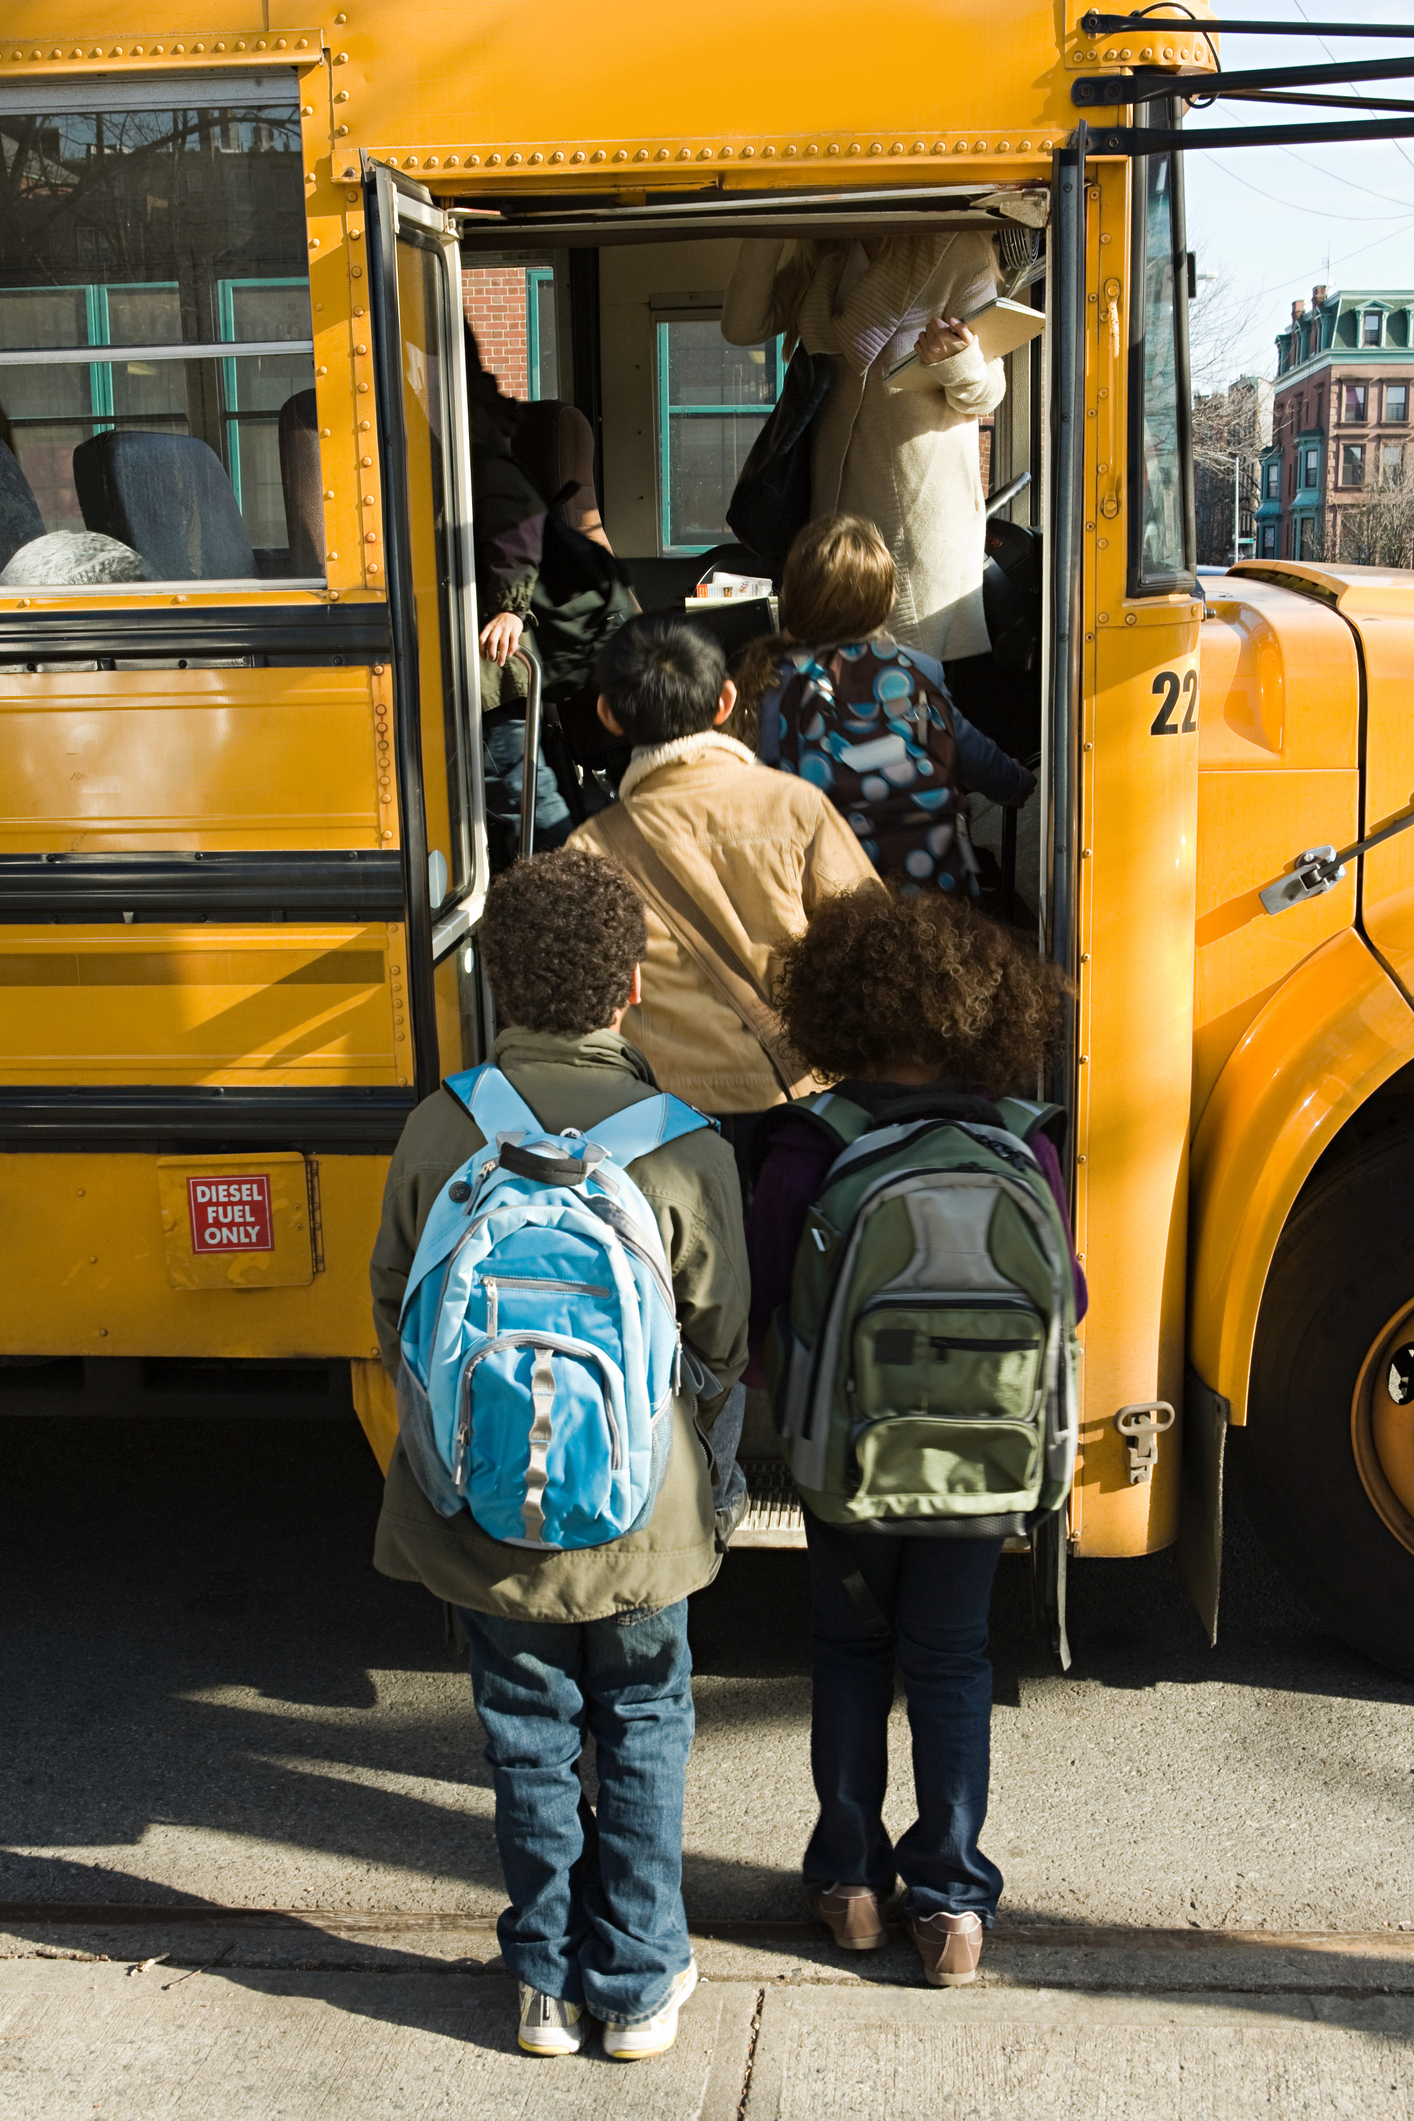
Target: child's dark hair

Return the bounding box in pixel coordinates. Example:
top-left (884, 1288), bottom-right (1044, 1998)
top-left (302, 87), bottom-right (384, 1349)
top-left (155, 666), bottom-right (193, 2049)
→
top-left (595, 614), bottom-right (727, 746)
top-left (776, 887), bottom-right (1067, 1092)
top-left (479, 848), bottom-right (647, 1036)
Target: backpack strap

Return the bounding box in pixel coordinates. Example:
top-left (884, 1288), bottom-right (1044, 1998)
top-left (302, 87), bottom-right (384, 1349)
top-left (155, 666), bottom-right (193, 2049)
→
top-left (748, 1090), bottom-right (873, 1182)
top-left (994, 1096), bottom-right (1069, 1156)
top-left (462, 1066), bottom-right (543, 1148)
top-left (584, 1091), bottom-right (710, 1169)
top-left (592, 801), bottom-right (810, 1097)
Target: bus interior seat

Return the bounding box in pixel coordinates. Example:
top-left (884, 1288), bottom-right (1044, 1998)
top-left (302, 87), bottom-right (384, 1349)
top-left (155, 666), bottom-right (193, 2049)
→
top-left (278, 388), bottom-right (326, 578)
top-left (512, 399), bottom-right (602, 537)
top-left (0, 440), bottom-right (46, 574)
top-left (73, 431), bottom-right (256, 582)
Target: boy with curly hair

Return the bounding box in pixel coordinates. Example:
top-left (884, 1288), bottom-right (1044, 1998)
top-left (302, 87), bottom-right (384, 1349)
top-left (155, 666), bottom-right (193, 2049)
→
top-left (370, 847), bottom-right (749, 2061)
top-left (745, 887), bottom-right (1084, 1989)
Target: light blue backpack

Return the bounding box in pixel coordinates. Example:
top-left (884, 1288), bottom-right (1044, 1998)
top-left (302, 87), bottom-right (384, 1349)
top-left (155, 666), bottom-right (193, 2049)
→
top-left (396, 1065), bottom-right (709, 1550)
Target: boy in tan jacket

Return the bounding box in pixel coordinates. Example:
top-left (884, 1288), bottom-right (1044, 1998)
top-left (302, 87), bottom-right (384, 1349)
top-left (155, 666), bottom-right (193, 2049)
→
top-left (571, 615), bottom-right (882, 1187)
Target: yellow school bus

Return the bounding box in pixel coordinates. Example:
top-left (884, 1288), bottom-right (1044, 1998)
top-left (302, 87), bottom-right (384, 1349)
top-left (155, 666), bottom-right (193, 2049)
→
top-left (4, 0), bottom-right (1413, 1673)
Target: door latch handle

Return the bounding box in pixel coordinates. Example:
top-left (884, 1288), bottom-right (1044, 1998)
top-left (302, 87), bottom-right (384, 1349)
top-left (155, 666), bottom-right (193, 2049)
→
top-left (1259, 792), bottom-right (1414, 916)
top-left (1115, 1401), bottom-right (1175, 1485)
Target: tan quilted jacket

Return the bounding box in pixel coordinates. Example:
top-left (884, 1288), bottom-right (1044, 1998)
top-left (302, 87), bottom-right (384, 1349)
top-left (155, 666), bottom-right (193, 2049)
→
top-left (571, 734), bottom-right (883, 1113)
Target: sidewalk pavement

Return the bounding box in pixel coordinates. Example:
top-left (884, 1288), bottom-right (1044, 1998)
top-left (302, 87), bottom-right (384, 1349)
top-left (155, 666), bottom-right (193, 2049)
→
top-left (3, 1920), bottom-right (1413, 2119)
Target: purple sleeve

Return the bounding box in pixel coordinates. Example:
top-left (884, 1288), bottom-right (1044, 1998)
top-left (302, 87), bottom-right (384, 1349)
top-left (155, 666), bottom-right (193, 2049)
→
top-left (1029, 1133), bottom-right (1088, 1321)
top-left (744, 1119), bottom-right (837, 1384)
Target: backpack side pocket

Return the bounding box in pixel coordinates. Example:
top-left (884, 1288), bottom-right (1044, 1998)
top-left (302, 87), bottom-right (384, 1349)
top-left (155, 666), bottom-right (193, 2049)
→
top-left (396, 1358), bottom-right (466, 1520)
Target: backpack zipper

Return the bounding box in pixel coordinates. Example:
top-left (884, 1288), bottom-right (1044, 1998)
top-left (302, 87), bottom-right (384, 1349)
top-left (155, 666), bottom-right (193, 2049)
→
top-left (481, 1275), bottom-right (612, 1298)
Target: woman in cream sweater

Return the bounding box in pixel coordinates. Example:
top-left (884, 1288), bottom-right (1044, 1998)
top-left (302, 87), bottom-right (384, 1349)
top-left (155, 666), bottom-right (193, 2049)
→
top-left (721, 233), bottom-right (1005, 669)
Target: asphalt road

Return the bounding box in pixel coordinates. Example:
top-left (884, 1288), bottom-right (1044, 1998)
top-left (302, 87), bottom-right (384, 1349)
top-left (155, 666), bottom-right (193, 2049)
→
top-left (2, 1399), bottom-right (1412, 1933)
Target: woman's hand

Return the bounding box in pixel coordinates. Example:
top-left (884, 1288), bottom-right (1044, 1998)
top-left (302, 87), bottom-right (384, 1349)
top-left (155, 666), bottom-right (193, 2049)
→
top-left (916, 316), bottom-right (977, 367)
top-left (479, 611), bottom-right (524, 666)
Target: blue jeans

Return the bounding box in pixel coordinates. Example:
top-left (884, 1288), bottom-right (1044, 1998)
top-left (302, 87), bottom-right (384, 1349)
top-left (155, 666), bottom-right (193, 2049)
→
top-left (482, 713), bottom-right (572, 844)
top-left (803, 1514), bottom-right (1005, 1923)
top-left (460, 1600), bottom-right (694, 2024)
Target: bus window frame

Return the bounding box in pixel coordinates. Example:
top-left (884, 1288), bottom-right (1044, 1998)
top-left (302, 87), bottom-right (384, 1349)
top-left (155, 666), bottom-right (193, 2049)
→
top-left (1126, 105), bottom-right (1197, 600)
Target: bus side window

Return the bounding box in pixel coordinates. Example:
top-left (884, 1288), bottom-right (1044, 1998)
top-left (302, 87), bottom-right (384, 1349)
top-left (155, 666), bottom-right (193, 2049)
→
top-left (1128, 131), bottom-right (1196, 596)
top-left (0, 81), bottom-right (317, 589)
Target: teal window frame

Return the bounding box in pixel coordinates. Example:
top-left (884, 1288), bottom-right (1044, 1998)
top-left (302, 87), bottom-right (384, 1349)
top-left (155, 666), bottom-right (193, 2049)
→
top-left (526, 266), bottom-right (555, 399)
top-left (0, 278), bottom-right (180, 431)
top-left (216, 275), bottom-right (310, 511)
top-left (655, 319), bottom-right (784, 555)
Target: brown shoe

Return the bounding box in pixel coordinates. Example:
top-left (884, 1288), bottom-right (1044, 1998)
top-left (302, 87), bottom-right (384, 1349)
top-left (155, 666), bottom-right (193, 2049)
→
top-left (809, 1883), bottom-right (887, 1952)
top-left (910, 1910), bottom-right (984, 1986)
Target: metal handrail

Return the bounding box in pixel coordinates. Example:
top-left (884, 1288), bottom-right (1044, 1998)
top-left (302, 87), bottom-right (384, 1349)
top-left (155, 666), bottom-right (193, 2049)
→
top-left (512, 640), bottom-right (544, 862)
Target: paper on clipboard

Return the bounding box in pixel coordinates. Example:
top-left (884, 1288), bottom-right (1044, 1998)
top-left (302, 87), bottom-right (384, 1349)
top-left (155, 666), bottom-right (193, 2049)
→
top-left (884, 297), bottom-right (1045, 391)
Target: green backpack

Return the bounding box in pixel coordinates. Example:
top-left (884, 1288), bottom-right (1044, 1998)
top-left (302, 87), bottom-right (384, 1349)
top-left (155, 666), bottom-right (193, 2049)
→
top-left (764, 1090), bottom-right (1079, 1533)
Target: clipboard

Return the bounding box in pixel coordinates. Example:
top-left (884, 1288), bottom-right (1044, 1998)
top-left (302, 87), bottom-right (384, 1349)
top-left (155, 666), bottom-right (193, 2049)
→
top-left (884, 297), bottom-right (1045, 391)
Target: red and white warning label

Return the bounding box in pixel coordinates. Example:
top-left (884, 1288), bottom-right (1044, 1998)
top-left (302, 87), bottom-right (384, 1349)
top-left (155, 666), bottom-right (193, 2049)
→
top-left (187, 1174), bottom-right (274, 1253)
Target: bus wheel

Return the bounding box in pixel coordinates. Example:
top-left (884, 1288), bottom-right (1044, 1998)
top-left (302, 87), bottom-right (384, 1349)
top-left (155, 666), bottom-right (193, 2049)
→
top-left (1243, 1133), bottom-right (1414, 1680)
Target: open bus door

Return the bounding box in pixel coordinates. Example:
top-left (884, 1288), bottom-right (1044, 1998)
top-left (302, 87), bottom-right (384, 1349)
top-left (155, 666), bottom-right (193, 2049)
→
top-left (365, 161), bottom-right (489, 1100)
top-left (351, 164), bottom-right (489, 1464)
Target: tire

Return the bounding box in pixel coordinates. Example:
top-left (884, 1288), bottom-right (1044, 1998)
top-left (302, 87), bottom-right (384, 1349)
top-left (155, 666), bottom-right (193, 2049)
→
top-left (1243, 1130), bottom-right (1414, 1679)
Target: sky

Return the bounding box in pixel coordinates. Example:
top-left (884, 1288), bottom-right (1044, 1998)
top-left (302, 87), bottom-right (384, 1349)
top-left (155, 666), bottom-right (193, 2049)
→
top-left (1180, 0), bottom-right (1414, 388)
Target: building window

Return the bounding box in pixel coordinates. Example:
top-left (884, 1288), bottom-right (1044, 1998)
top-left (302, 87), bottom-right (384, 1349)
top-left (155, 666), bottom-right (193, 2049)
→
top-left (1341, 442), bottom-right (1367, 488)
top-left (1297, 515), bottom-right (1320, 560)
top-left (1381, 440), bottom-right (1405, 485)
top-left (1362, 310), bottom-right (1383, 347)
top-left (1386, 382), bottom-right (1409, 424)
top-left (655, 319), bottom-right (783, 553)
top-left (1299, 446), bottom-right (1320, 490)
top-left (525, 268), bottom-right (558, 400)
top-left (1343, 383), bottom-right (1368, 423)
top-left (1264, 458), bottom-right (1282, 499)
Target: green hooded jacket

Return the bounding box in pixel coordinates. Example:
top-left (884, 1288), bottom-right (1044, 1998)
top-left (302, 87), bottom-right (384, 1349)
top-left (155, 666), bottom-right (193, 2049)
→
top-left (370, 1026), bottom-right (750, 1622)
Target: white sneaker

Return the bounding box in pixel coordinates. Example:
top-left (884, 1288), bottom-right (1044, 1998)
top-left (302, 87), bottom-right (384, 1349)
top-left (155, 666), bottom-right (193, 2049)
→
top-left (601, 1959), bottom-right (699, 2061)
top-left (517, 1984), bottom-right (587, 2056)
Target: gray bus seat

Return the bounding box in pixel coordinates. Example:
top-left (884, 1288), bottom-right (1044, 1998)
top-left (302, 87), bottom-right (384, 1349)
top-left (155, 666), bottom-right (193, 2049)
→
top-left (0, 441), bottom-right (46, 574)
top-left (73, 432), bottom-right (255, 581)
top-left (278, 388), bottom-right (325, 577)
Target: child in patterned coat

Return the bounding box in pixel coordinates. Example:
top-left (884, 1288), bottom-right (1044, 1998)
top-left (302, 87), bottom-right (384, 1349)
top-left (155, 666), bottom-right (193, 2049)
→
top-left (742, 514), bottom-right (1034, 893)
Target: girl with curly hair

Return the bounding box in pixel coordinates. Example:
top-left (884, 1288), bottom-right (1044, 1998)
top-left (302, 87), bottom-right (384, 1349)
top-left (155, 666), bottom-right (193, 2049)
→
top-left (745, 886), bottom-right (1084, 1989)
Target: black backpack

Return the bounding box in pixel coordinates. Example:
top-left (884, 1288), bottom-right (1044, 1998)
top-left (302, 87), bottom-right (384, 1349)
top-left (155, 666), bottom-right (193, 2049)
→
top-left (726, 346), bottom-right (832, 581)
top-left (528, 499), bottom-right (637, 697)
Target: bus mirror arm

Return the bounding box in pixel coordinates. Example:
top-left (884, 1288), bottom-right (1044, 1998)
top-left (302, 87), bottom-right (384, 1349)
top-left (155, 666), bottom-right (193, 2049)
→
top-left (1258, 792), bottom-right (1414, 915)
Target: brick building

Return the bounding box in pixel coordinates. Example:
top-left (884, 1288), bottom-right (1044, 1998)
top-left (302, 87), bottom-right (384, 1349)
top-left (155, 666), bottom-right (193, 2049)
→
top-left (461, 262), bottom-right (557, 401)
top-left (1255, 284), bottom-right (1414, 563)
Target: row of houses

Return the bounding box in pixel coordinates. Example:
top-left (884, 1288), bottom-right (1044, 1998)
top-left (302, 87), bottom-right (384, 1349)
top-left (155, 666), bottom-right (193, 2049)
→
top-left (1195, 284), bottom-right (1414, 567)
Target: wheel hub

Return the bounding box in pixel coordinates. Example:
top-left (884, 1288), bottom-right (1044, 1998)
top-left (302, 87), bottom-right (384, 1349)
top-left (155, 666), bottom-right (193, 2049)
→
top-left (1352, 1305), bottom-right (1414, 1556)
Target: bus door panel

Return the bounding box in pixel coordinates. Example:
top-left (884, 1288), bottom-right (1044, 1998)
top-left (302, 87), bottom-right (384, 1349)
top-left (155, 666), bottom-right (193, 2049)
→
top-left (366, 168), bottom-right (487, 1091)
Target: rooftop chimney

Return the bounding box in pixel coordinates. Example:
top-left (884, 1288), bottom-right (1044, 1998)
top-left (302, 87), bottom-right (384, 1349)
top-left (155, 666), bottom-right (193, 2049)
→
top-left (1292, 298), bottom-right (1306, 322)
top-left (1312, 284), bottom-right (1327, 306)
